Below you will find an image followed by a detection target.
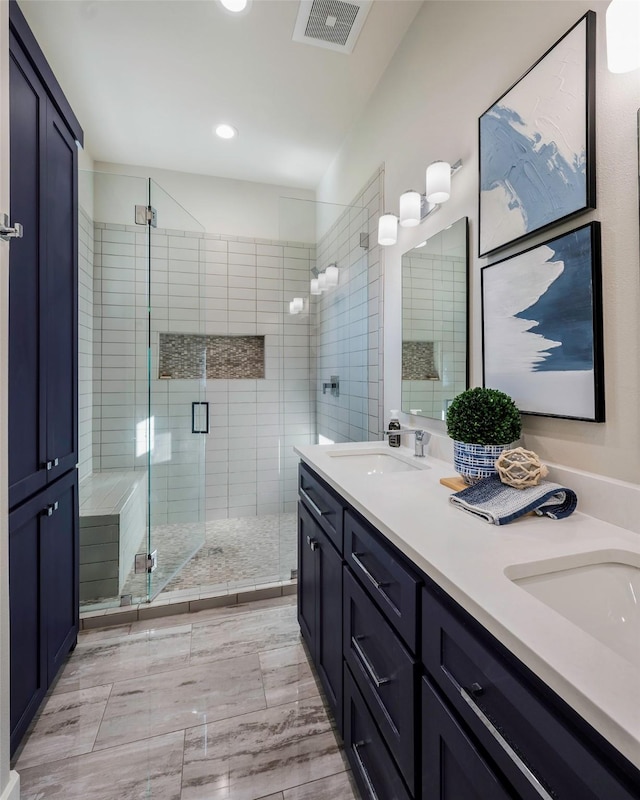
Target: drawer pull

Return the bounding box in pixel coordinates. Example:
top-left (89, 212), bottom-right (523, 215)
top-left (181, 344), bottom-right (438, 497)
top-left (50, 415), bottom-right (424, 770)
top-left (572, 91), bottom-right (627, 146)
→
top-left (352, 636), bottom-right (390, 688)
top-left (300, 487), bottom-right (330, 518)
top-left (352, 553), bottom-right (389, 590)
top-left (353, 740), bottom-right (381, 800)
top-left (461, 686), bottom-right (554, 800)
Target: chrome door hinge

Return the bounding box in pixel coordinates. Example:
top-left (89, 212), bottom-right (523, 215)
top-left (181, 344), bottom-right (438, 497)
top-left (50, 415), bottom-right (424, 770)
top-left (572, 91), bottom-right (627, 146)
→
top-left (135, 549), bottom-right (158, 574)
top-left (134, 205), bottom-right (158, 228)
top-left (0, 213), bottom-right (23, 242)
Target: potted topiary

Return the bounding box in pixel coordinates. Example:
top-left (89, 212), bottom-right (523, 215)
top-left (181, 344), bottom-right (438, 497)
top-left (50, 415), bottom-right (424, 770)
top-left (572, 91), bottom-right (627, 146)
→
top-left (446, 387), bottom-right (522, 484)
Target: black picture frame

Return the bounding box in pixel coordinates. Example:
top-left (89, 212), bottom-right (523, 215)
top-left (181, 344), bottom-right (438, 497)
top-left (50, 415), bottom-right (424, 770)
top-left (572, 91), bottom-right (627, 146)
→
top-left (478, 11), bottom-right (596, 258)
top-left (481, 221), bottom-right (604, 422)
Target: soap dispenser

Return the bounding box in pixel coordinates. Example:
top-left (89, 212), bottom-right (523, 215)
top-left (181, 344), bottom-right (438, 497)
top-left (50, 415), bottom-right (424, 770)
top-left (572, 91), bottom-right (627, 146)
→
top-left (388, 410), bottom-right (401, 448)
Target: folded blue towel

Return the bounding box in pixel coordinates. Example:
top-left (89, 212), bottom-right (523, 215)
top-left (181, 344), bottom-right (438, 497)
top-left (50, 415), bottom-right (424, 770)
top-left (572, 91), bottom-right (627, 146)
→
top-left (450, 474), bottom-right (577, 525)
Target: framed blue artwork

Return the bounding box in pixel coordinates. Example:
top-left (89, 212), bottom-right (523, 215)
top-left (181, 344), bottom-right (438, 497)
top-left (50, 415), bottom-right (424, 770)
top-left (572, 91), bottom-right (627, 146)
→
top-left (481, 222), bottom-right (604, 422)
top-left (478, 12), bottom-right (596, 257)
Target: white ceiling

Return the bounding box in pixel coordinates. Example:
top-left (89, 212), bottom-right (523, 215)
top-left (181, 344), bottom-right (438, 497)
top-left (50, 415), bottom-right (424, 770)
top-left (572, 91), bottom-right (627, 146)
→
top-left (19, 0), bottom-right (422, 189)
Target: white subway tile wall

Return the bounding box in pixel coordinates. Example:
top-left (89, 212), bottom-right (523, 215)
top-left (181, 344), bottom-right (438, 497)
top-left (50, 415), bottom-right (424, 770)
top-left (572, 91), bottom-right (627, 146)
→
top-left (91, 223), bottom-right (314, 528)
top-left (313, 169), bottom-right (384, 443)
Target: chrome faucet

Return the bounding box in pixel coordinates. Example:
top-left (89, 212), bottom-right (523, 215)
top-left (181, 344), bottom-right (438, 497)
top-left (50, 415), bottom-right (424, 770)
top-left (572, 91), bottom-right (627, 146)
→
top-left (383, 428), bottom-right (429, 457)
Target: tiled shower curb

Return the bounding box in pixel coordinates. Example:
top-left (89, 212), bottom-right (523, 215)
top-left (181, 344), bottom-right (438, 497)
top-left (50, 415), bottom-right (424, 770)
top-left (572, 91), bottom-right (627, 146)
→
top-left (79, 579), bottom-right (298, 630)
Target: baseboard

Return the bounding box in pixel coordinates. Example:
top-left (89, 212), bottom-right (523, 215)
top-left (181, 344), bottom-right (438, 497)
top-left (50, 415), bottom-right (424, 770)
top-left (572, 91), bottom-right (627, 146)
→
top-left (0, 771), bottom-right (20, 800)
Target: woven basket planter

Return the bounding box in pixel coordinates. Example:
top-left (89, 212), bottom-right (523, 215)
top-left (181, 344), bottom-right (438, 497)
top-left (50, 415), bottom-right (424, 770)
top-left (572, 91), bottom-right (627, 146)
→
top-left (453, 441), bottom-right (511, 485)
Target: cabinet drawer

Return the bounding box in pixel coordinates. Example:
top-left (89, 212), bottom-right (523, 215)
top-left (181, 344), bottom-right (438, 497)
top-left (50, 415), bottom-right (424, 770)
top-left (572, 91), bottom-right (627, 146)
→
top-left (422, 677), bottom-right (516, 800)
top-left (299, 463), bottom-right (343, 553)
top-left (344, 666), bottom-right (412, 800)
top-left (344, 568), bottom-right (416, 792)
top-left (423, 586), bottom-right (640, 800)
top-left (345, 510), bottom-right (419, 651)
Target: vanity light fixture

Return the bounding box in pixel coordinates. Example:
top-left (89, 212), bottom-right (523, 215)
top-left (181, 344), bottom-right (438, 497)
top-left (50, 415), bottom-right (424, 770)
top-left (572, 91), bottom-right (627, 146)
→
top-left (426, 161), bottom-right (451, 204)
top-left (325, 264), bottom-right (339, 287)
top-left (219, 0), bottom-right (249, 12)
top-left (378, 213), bottom-right (399, 246)
top-left (606, 0), bottom-right (640, 73)
top-left (310, 265), bottom-right (340, 295)
top-left (214, 123), bottom-right (238, 139)
top-left (399, 190), bottom-right (422, 227)
top-left (289, 297), bottom-right (304, 314)
top-left (378, 160), bottom-right (463, 247)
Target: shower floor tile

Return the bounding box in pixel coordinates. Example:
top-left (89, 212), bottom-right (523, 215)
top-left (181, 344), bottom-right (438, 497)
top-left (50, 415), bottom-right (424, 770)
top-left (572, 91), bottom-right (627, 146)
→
top-left (14, 596), bottom-right (358, 800)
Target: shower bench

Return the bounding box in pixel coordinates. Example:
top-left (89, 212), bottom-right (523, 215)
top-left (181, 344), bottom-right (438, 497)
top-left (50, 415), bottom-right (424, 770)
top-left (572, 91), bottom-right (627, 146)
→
top-left (79, 471), bottom-right (147, 602)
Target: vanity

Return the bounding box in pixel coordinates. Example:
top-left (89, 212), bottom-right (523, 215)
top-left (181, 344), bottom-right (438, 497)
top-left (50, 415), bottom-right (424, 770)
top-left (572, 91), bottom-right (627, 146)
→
top-left (295, 441), bottom-right (640, 800)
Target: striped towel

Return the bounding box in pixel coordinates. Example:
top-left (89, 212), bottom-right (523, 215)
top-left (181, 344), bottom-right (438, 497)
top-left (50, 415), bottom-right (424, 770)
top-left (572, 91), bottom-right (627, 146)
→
top-left (450, 474), bottom-right (577, 525)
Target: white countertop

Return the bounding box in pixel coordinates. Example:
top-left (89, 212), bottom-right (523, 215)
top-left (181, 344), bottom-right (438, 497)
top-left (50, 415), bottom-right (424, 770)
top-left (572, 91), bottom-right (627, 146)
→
top-left (294, 441), bottom-right (640, 769)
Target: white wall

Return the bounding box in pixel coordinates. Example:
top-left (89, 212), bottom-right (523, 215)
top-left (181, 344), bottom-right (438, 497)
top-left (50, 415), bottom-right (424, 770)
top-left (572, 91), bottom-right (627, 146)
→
top-left (91, 161), bottom-right (316, 241)
top-left (317, 0), bottom-right (640, 484)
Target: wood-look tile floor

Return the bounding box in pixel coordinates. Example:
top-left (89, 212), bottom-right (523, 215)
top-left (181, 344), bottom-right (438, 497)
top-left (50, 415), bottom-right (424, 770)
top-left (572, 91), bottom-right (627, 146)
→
top-left (13, 596), bottom-right (359, 800)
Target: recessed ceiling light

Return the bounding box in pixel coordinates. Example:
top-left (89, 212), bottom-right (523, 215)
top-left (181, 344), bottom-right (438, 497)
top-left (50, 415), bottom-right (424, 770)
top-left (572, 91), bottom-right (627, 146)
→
top-left (219, 0), bottom-right (248, 12)
top-left (214, 123), bottom-right (238, 140)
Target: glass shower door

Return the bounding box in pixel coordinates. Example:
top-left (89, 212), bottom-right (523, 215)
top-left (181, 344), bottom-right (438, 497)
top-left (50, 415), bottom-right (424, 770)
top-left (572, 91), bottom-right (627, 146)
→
top-left (147, 179), bottom-right (207, 600)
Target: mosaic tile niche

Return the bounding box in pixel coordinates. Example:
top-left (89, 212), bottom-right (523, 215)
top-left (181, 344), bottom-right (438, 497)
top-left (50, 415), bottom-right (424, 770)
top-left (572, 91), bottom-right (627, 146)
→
top-left (158, 333), bottom-right (265, 380)
top-left (402, 341), bottom-right (438, 381)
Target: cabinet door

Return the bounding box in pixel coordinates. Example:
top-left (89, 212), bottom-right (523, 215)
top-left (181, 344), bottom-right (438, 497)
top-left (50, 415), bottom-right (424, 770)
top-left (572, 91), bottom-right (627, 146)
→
top-left (42, 470), bottom-right (79, 680)
top-left (297, 500), bottom-right (343, 730)
top-left (9, 471), bottom-right (78, 754)
top-left (43, 102), bottom-right (78, 481)
top-left (344, 667), bottom-right (412, 800)
top-left (9, 490), bottom-right (48, 753)
top-left (422, 677), bottom-right (516, 800)
top-left (315, 521), bottom-right (343, 732)
top-left (8, 33), bottom-right (48, 509)
top-left (297, 500), bottom-right (318, 654)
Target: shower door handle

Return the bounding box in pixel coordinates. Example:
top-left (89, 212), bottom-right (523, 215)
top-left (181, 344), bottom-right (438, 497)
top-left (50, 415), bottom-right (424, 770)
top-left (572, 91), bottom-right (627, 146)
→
top-left (192, 401), bottom-right (209, 434)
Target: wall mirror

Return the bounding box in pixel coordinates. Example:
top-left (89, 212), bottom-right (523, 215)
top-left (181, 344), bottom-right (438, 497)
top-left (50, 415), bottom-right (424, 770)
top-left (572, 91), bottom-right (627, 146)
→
top-left (401, 216), bottom-right (469, 420)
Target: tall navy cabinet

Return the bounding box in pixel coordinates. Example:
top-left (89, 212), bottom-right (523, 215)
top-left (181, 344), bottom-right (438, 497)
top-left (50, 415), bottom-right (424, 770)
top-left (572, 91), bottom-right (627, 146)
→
top-left (7, 0), bottom-right (83, 754)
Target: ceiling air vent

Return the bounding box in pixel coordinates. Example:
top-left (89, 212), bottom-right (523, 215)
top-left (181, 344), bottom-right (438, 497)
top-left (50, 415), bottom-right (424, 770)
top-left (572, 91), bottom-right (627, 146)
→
top-left (293, 0), bottom-right (372, 54)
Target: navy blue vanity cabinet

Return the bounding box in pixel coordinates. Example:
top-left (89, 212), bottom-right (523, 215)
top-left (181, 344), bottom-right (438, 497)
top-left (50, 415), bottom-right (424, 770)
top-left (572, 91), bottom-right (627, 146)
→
top-left (297, 464), bottom-right (345, 731)
top-left (422, 584), bottom-right (640, 800)
top-left (8, 1), bottom-right (82, 756)
top-left (9, 469), bottom-right (79, 754)
top-left (298, 462), bottom-right (640, 800)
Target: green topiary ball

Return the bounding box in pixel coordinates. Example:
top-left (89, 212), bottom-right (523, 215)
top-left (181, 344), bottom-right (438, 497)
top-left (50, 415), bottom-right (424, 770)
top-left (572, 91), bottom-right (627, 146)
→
top-left (446, 387), bottom-right (521, 446)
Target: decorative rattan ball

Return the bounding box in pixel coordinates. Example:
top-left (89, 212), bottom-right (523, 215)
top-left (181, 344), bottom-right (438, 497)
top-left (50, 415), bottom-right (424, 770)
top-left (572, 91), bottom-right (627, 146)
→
top-left (495, 447), bottom-right (548, 489)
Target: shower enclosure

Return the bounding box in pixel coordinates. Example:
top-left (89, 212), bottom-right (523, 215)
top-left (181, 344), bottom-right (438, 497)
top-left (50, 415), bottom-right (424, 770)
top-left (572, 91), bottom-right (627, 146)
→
top-left (78, 170), bottom-right (371, 611)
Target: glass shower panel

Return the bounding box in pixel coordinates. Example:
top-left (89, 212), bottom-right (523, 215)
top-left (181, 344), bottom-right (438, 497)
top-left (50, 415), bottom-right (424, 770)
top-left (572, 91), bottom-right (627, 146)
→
top-left (78, 170), bottom-right (151, 610)
top-left (277, 195), bottom-right (370, 585)
top-left (147, 179), bottom-right (207, 600)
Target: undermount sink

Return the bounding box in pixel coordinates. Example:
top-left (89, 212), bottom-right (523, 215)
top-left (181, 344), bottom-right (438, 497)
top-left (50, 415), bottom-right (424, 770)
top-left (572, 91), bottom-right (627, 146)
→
top-left (505, 550), bottom-right (640, 668)
top-left (326, 449), bottom-right (428, 475)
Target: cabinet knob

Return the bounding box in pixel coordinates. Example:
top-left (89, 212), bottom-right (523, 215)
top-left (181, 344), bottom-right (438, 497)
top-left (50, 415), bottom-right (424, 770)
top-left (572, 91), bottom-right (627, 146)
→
top-left (45, 501), bottom-right (58, 517)
top-left (306, 535), bottom-right (318, 551)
